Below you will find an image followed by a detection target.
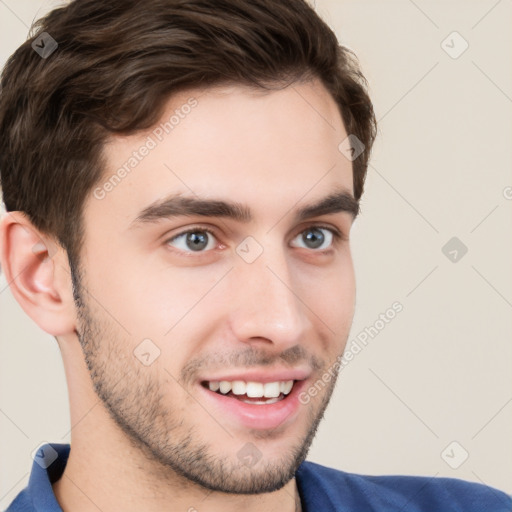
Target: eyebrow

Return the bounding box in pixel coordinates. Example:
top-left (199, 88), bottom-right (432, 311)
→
top-left (130, 187), bottom-right (359, 228)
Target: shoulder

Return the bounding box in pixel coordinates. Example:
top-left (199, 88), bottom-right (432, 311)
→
top-left (296, 460), bottom-right (512, 512)
top-left (4, 488), bottom-right (33, 512)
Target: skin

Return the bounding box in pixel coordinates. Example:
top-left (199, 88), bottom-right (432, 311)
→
top-left (0, 78), bottom-right (357, 512)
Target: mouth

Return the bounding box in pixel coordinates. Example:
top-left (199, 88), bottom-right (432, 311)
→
top-left (197, 372), bottom-right (309, 430)
top-left (200, 379), bottom-right (296, 405)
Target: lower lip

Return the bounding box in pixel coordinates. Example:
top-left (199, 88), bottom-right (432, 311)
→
top-left (198, 380), bottom-right (307, 431)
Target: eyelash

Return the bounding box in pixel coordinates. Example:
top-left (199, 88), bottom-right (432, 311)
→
top-left (164, 224), bottom-right (346, 255)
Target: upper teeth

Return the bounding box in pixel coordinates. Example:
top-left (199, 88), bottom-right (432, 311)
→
top-left (208, 380), bottom-right (294, 397)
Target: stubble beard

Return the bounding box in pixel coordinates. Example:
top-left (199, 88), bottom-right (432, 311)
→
top-left (70, 263), bottom-right (343, 494)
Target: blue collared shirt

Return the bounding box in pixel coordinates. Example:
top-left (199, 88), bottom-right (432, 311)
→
top-left (6, 443), bottom-right (512, 511)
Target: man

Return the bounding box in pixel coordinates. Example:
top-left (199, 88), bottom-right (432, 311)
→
top-left (0, 0), bottom-right (510, 511)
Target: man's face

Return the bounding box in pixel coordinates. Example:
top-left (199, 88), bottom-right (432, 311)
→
top-left (74, 79), bottom-right (356, 493)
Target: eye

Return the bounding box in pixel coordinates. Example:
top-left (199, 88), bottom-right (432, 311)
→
top-left (165, 224), bottom-right (344, 255)
top-left (166, 228), bottom-right (217, 253)
top-left (291, 226), bottom-right (342, 251)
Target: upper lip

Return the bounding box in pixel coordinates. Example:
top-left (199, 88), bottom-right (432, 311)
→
top-left (199, 367), bottom-right (311, 384)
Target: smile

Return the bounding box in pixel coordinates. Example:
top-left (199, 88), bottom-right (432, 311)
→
top-left (198, 373), bottom-right (308, 430)
top-left (202, 380), bottom-right (295, 405)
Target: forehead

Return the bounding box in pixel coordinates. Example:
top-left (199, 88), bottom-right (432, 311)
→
top-left (86, 79), bottom-right (352, 229)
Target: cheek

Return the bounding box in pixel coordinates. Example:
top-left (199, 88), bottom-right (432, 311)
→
top-left (84, 241), bottom-right (227, 339)
top-left (299, 252), bottom-right (355, 329)
top-left (310, 257), bottom-right (356, 359)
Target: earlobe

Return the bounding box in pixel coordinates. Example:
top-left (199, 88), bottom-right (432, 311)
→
top-left (0, 211), bottom-right (76, 336)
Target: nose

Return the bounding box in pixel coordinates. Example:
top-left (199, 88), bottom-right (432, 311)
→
top-left (228, 242), bottom-right (308, 352)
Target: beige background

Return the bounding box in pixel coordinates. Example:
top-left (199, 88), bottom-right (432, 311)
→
top-left (1, 0), bottom-right (511, 507)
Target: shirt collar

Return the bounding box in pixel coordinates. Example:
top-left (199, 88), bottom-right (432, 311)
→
top-left (28, 443), bottom-right (69, 511)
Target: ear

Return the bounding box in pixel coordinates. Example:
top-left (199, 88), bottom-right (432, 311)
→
top-left (0, 211), bottom-right (77, 336)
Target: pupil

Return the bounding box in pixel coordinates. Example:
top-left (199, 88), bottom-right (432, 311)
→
top-left (187, 232), bottom-right (208, 251)
top-left (304, 228), bottom-right (324, 249)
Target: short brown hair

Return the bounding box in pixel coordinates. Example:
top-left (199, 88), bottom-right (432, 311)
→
top-left (0, 0), bottom-right (376, 267)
